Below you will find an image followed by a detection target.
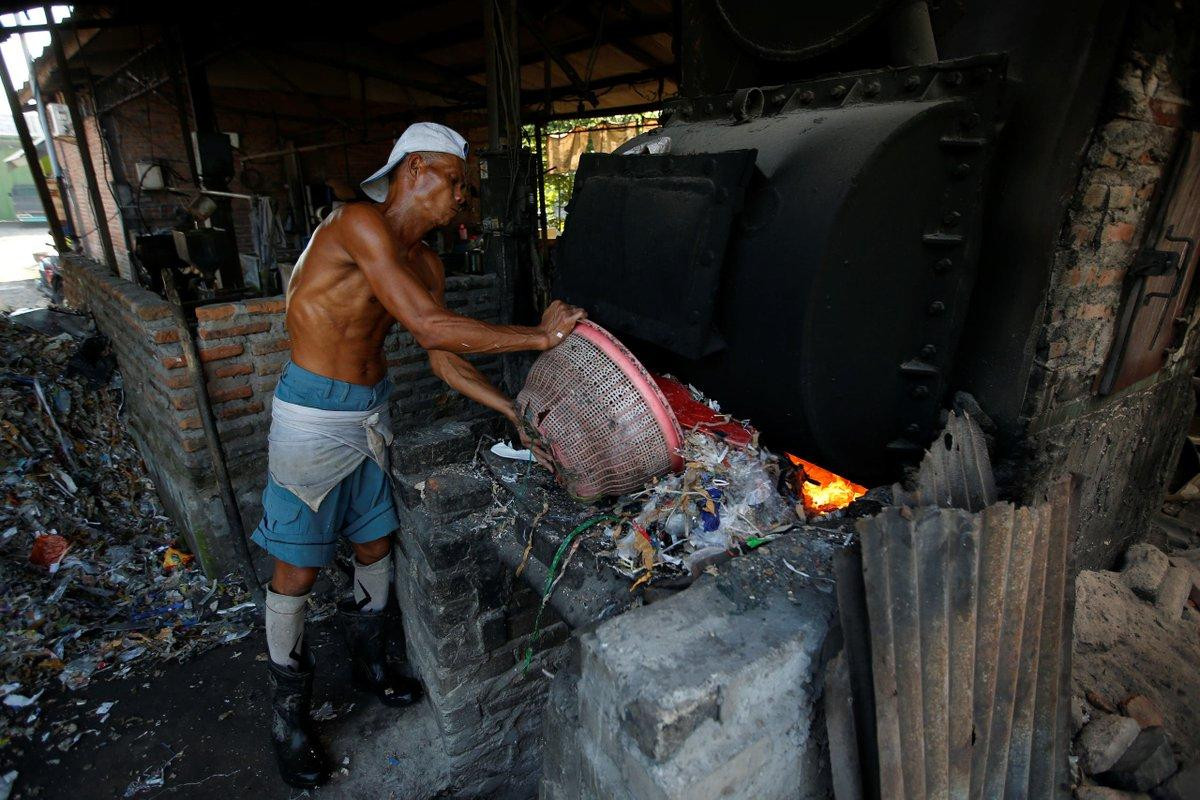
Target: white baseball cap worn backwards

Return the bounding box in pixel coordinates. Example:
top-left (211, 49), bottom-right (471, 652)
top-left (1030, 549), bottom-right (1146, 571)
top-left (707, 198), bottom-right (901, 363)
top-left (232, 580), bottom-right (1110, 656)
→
top-left (360, 122), bottom-right (469, 202)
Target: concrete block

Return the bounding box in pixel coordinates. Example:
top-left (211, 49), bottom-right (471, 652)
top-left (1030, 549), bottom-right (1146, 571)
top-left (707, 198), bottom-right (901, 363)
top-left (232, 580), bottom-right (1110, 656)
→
top-left (1080, 714), bottom-right (1141, 774)
top-left (1152, 760), bottom-right (1200, 800)
top-left (1076, 787), bottom-right (1151, 799)
top-left (1101, 727), bottom-right (1177, 792)
top-left (1156, 567), bottom-right (1193, 620)
top-left (1123, 544), bottom-right (1171, 599)
top-left (575, 574), bottom-right (835, 800)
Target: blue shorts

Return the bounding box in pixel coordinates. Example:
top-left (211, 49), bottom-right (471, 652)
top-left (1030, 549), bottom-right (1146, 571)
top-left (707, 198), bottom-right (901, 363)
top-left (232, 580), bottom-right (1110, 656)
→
top-left (251, 361), bottom-right (399, 568)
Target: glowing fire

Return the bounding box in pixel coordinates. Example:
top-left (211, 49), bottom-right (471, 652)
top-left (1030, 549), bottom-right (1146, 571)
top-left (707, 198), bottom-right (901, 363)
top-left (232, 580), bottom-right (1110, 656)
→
top-left (785, 453), bottom-right (868, 515)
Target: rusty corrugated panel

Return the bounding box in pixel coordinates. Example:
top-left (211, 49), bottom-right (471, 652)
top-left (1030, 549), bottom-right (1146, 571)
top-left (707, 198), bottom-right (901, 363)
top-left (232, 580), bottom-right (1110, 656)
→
top-left (968, 503), bottom-right (1015, 800)
top-left (1027, 477), bottom-right (1074, 798)
top-left (860, 508), bottom-right (905, 795)
top-left (947, 511), bottom-right (981, 799)
top-left (887, 509), bottom-right (928, 799)
top-left (915, 508), bottom-right (951, 798)
top-left (856, 486), bottom-right (1075, 800)
top-left (895, 411), bottom-right (997, 512)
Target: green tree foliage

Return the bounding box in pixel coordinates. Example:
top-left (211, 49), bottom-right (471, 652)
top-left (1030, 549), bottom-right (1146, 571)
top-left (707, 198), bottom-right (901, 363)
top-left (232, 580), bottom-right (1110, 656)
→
top-left (523, 112), bottom-right (658, 234)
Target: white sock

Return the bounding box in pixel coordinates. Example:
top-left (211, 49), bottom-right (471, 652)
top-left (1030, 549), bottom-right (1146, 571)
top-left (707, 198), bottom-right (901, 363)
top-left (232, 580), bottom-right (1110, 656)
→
top-left (266, 585), bottom-right (309, 670)
top-left (353, 552), bottom-right (392, 613)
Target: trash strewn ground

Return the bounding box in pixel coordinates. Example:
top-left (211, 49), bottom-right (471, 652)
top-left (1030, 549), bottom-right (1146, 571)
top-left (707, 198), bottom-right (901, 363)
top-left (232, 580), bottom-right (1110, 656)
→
top-left (0, 311), bottom-right (254, 771)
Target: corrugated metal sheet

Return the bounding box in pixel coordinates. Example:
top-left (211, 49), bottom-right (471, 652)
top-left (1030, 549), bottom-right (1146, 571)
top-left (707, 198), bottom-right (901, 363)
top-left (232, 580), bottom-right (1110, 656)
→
top-left (855, 480), bottom-right (1075, 799)
top-left (894, 411), bottom-right (997, 512)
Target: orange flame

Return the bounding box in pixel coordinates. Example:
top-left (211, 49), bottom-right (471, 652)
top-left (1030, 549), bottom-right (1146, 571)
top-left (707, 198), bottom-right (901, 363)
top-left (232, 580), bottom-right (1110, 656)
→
top-left (785, 453), bottom-right (868, 515)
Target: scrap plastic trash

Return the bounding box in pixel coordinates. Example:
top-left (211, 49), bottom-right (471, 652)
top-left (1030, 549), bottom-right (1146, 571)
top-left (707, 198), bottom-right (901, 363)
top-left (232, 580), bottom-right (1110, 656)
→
top-left (0, 311), bottom-right (254, 755)
top-left (530, 375), bottom-right (811, 588)
top-left (599, 427), bottom-right (802, 585)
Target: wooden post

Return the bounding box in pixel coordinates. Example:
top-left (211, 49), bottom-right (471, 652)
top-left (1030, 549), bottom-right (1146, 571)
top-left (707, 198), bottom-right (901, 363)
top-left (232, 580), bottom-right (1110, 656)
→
top-left (45, 6), bottom-right (118, 273)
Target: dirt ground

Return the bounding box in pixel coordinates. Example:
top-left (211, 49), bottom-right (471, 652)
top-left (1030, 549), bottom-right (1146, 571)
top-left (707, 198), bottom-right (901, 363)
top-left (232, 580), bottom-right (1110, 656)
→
top-left (0, 223), bottom-right (55, 314)
top-left (1072, 505), bottom-right (1200, 764)
top-left (7, 618), bottom-right (455, 800)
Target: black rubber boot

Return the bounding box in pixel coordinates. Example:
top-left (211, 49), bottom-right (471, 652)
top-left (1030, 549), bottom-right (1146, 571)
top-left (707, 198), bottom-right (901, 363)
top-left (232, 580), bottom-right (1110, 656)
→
top-left (338, 602), bottom-right (423, 707)
top-left (266, 652), bottom-right (330, 789)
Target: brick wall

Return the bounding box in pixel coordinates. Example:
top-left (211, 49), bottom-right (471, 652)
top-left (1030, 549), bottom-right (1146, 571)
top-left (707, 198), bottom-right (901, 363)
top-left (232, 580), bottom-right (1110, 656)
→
top-left (1029, 11), bottom-right (1190, 414)
top-left (54, 114), bottom-right (135, 280)
top-left (388, 429), bottom-right (570, 798)
top-left (62, 254), bottom-right (502, 575)
top-left (1021, 0), bottom-right (1200, 569)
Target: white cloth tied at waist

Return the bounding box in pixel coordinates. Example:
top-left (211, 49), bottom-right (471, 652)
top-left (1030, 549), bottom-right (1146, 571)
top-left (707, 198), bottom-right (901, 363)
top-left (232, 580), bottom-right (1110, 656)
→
top-left (267, 396), bottom-right (394, 512)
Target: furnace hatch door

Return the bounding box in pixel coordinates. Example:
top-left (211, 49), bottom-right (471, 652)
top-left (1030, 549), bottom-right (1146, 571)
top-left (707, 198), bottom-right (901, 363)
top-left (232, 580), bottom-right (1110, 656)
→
top-left (556, 150), bottom-right (757, 359)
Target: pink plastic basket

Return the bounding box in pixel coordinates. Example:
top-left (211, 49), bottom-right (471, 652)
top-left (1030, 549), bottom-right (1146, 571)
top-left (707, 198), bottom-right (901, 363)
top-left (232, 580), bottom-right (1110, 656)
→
top-left (516, 320), bottom-right (684, 501)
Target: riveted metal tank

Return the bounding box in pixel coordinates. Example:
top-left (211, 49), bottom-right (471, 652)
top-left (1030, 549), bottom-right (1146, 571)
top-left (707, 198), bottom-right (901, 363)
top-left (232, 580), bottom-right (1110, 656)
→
top-left (555, 56), bottom-right (1005, 483)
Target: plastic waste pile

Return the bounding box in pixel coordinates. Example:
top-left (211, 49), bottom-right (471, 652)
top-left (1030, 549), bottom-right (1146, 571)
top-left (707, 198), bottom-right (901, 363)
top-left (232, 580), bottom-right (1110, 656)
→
top-left (0, 311), bottom-right (253, 752)
top-left (594, 385), bottom-right (806, 587)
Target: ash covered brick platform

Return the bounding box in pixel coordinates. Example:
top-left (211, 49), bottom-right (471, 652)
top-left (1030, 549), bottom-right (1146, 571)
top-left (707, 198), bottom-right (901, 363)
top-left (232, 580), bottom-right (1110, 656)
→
top-left (386, 420), bottom-right (841, 799)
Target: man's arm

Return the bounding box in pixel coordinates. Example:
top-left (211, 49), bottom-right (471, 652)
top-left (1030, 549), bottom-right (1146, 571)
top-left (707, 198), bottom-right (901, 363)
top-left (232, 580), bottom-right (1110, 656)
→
top-left (342, 205), bottom-right (582, 353)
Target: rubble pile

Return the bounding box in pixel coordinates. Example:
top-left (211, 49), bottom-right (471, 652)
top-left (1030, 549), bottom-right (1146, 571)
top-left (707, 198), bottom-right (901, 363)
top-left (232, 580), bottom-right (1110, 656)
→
top-left (0, 311), bottom-right (253, 752)
top-left (1072, 534), bottom-right (1200, 799)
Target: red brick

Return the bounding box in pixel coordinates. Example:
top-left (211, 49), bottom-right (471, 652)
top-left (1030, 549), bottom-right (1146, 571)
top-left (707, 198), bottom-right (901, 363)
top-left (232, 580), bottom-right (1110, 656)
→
top-left (195, 303), bottom-right (237, 321)
top-left (182, 436), bottom-right (207, 453)
top-left (1108, 185), bottom-right (1135, 209)
top-left (135, 302), bottom-right (172, 321)
top-left (1102, 222), bottom-right (1135, 243)
top-left (209, 363), bottom-right (253, 379)
top-left (199, 343), bottom-right (244, 362)
top-left (179, 416), bottom-right (202, 431)
top-left (1064, 267), bottom-right (1091, 287)
top-left (170, 393), bottom-right (196, 410)
top-left (1048, 340), bottom-right (1069, 359)
top-left (1070, 224), bottom-right (1093, 248)
top-left (1080, 303), bottom-right (1115, 320)
top-left (245, 298), bottom-right (286, 315)
top-left (1096, 269), bottom-right (1126, 286)
top-left (257, 359), bottom-right (286, 376)
top-left (198, 321), bottom-right (271, 340)
top-left (207, 384), bottom-right (253, 404)
top-left (166, 374), bottom-right (193, 390)
top-left (1081, 184), bottom-right (1108, 209)
top-left (162, 355), bottom-right (186, 370)
top-left (217, 400), bottom-right (263, 420)
top-left (152, 328), bottom-right (180, 344)
top-left (251, 337), bottom-right (291, 356)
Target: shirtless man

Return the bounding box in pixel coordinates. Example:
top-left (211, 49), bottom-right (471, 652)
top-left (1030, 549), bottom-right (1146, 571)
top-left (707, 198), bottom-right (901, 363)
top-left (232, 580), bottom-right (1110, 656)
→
top-left (252, 123), bottom-right (583, 788)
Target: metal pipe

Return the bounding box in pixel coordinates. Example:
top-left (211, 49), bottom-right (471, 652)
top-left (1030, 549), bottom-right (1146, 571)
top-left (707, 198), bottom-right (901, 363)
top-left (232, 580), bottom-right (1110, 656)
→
top-left (534, 122), bottom-right (548, 243)
top-left (45, 5), bottom-right (119, 272)
top-left (19, 25), bottom-right (76, 239)
top-left (888, 0), bottom-right (938, 66)
top-left (0, 45), bottom-right (67, 252)
top-left (167, 26), bottom-right (200, 188)
top-left (526, 100), bottom-right (665, 124)
top-left (18, 28), bottom-right (59, 179)
top-left (161, 269), bottom-right (263, 605)
top-left (240, 136), bottom-right (394, 163)
top-left (484, 0), bottom-right (500, 150)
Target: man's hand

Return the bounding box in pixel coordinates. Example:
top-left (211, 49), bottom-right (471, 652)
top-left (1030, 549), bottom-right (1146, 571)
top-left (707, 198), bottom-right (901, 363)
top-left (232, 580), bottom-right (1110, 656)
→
top-left (505, 403), bottom-right (553, 469)
top-left (537, 300), bottom-right (587, 350)
top-left (517, 424), bottom-right (554, 470)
